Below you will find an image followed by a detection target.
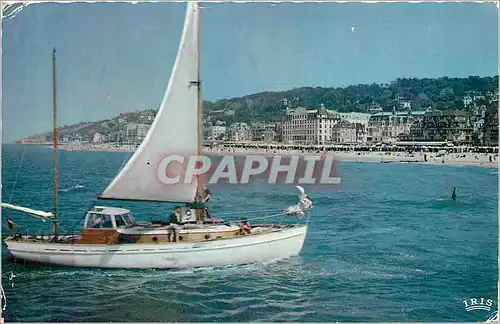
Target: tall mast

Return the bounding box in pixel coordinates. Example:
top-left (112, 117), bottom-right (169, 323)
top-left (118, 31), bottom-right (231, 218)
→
top-left (52, 47), bottom-right (60, 237)
top-left (195, 2), bottom-right (205, 203)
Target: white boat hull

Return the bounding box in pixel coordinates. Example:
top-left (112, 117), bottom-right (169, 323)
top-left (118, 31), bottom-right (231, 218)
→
top-left (5, 225), bottom-right (307, 269)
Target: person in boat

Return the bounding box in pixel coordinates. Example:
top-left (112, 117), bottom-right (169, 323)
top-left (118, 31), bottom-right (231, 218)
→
top-left (168, 207), bottom-right (182, 242)
top-left (91, 214), bottom-right (113, 228)
top-left (203, 187), bottom-right (212, 203)
top-left (91, 217), bottom-right (102, 228)
top-left (169, 207), bottom-right (182, 224)
top-left (202, 207), bottom-right (212, 220)
top-left (240, 218), bottom-right (252, 235)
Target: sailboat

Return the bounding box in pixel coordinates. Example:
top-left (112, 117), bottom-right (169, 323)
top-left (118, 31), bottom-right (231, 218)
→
top-left (3, 2), bottom-right (311, 269)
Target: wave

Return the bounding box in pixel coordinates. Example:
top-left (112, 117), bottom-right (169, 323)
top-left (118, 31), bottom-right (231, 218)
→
top-left (60, 184), bottom-right (86, 193)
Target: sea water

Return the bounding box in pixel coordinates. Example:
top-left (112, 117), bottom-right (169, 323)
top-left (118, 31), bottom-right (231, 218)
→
top-left (1, 144), bottom-right (497, 322)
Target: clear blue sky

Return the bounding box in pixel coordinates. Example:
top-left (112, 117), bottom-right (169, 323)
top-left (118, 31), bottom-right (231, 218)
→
top-left (2, 2), bottom-right (498, 142)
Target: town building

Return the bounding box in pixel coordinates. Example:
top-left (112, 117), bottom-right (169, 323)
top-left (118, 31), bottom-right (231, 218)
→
top-left (228, 122), bottom-right (252, 142)
top-left (251, 122), bottom-right (266, 142)
top-left (93, 132), bottom-right (105, 143)
top-left (483, 106), bottom-right (499, 147)
top-left (206, 125), bottom-right (227, 141)
top-left (331, 121), bottom-right (358, 143)
top-left (367, 108), bottom-right (425, 143)
top-left (339, 112), bottom-right (371, 143)
top-left (125, 123), bottom-right (150, 143)
top-left (339, 112), bottom-right (371, 127)
top-left (470, 105), bottom-right (487, 145)
top-left (282, 105), bottom-right (341, 145)
top-left (368, 102), bottom-right (383, 114)
top-left (138, 110), bottom-right (156, 123)
top-left (421, 110), bottom-right (473, 144)
top-left (251, 122), bottom-right (279, 142)
top-left (463, 95), bottom-right (473, 108)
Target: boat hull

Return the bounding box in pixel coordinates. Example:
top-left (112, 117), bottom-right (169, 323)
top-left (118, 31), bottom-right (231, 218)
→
top-left (5, 225), bottom-right (307, 269)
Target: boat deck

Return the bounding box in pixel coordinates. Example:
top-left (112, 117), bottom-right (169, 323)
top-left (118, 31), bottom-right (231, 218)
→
top-left (5, 223), bottom-right (291, 245)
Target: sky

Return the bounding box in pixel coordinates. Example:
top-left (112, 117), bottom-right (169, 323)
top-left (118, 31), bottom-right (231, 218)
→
top-left (2, 2), bottom-right (498, 142)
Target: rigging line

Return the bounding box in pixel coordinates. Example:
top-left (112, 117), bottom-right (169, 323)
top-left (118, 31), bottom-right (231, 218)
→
top-left (1, 284), bottom-right (6, 311)
top-left (8, 145), bottom-right (28, 204)
top-left (68, 200), bottom-right (97, 234)
top-left (72, 145), bottom-right (110, 186)
top-left (84, 148), bottom-right (133, 193)
top-left (244, 212), bottom-right (284, 222)
top-left (98, 149), bottom-right (133, 188)
top-left (305, 208), bottom-right (313, 225)
top-left (214, 208), bottom-right (282, 216)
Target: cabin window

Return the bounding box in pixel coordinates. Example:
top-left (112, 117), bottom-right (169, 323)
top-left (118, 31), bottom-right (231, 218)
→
top-left (89, 214), bottom-right (100, 228)
top-left (121, 213), bottom-right (134, 224)
top-left (101, 215), bottom-right (114, 228)
top-left (90, 214), bottom-right (114, 229)
top-left (115, 215), bottom-right (127, 227)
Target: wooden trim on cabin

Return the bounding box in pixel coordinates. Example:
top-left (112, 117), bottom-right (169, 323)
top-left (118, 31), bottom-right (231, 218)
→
top-left (77, 229), bottom-right (119, 244)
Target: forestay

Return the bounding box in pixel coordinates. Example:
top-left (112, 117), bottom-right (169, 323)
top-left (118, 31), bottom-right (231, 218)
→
top-left (100, 2), bottom-right (201, 203)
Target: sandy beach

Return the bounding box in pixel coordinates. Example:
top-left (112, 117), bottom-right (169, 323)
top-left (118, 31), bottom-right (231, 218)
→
top-left (52, 143), bottom-right (499, 168)
top-left (205, 147), bottom-right (498, 168)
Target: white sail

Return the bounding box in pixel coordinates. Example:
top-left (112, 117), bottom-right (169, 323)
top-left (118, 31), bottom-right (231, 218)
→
top-left (100, 2), bottom-right (201, 203)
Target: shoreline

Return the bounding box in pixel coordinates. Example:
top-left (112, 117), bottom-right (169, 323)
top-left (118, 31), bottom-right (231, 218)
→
top-left (208, 149), bottom-right (498, 168)
top-left (35, 143), bottom-right (499, 169)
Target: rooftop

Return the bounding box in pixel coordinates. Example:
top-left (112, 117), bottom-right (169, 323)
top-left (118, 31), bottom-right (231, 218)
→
top-left (426, 110), bottom-right (469, 116)
top-left (92, 206), bottom-right (131, 215)
top-left (370, 110), bottom-right (428, 117)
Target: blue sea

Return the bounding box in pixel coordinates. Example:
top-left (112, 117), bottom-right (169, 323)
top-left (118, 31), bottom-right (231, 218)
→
top-left (1, 144), bottom-right (498, 322)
